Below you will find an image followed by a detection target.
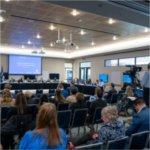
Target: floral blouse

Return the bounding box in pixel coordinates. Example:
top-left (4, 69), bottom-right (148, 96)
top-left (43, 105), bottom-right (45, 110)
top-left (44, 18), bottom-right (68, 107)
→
top-left (99, 119), bottom-right (125, 143)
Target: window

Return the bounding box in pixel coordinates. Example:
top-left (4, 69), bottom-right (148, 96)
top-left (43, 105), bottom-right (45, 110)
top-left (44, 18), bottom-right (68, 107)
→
top-left (105, 59), bottom-right (118, 67)
top-left (64, 63), bottom-right (73, 81)
top-left (136, 56), bottom-right (150, 65)
top-left (80, 62), bottom-right (91, 81)
top-left (119, 58), bottom-right (135, 66)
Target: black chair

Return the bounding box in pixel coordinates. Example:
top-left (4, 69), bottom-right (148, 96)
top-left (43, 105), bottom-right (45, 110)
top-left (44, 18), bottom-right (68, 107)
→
top-left (57, 110), bottom-right (71, 130)
top-left (71, 108), bottom-right (88, 134)
top-left (75, 142), bottom-right (103, 150)
top-left (106, 136), bottom-right (129, 150)
top-left (57, 103), bottom-right (69, 111)
top-left (1, 106), bottom-right (10, 122)
top-left (110, 93), bottom-right (118, 104)
top-left (128, 131), bottom-right (149, 149)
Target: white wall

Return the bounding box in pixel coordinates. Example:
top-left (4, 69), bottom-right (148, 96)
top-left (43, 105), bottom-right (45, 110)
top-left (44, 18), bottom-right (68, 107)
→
top-left (73, 49), bottom-right (149, 83)
top-left (0, 54), bottom-right (72, 81)
top-left (0, 49), bottom-right (149, 83)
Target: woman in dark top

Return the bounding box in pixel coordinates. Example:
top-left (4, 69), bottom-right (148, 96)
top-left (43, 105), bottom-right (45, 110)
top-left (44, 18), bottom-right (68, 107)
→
top-left (69, 92), bottom-right (87, 113)
top-left (54, 89), bottom-right (66, 105)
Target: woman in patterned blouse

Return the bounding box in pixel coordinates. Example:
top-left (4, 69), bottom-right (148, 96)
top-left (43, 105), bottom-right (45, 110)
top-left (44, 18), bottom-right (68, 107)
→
top-left (97, 106), bottom-right (125, 143)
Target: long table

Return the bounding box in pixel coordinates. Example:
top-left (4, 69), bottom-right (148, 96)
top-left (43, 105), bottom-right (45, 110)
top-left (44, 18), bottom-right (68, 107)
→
top-left (0, 83), bottom-right (96, 95)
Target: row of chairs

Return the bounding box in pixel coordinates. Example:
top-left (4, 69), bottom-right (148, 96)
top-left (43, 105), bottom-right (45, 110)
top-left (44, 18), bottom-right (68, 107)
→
top-left (75, 131), bottom-right (150, 150)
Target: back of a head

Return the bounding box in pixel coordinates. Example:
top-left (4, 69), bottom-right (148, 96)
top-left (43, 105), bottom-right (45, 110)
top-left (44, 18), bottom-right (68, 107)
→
top-left (95, 87), bottom-right (103, 98)
top-left (111, 83), bottom-right (115, 88)
top-left (40, 94), bottom-right (48, 105)
top-left (55, 89), bottom-right (64, 102)
top-left (15, 92), bottom-right (27, 107)
top-left (70, 86), bottom-right (78, 95)
top-left (76, 92), bottom-right (84, 102)
top-left (126, 85), bottom-right (133, 96)
top-left (57, 83), bottom-right (64, 90)
top-left (133, 98), bottom-right (145, 106)
top-left (36, 103), bottom-right (60, 147)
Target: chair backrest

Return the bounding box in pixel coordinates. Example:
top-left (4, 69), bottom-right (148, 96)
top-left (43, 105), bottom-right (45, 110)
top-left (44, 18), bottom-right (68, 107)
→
top-left (71, 108), bottom-right (88, 128)
top-left (106, 136), bottom-right (128, 150)
top-left (110, 93), bottom-right (118, 104)
top-left (75, 142), bottom-right (103, 150)
top-left (57, 110), bottom-right (71, 130)
top-left (1, 106), bottom-right (10, 120)
top-left (128, 131), bottom-right (149, 149)
top-left (92, 107), bottom-right (102, 124)
top-left (145, 132), bottom-right (150, 148)
top-left (57, 103), bottom-right (69, 111)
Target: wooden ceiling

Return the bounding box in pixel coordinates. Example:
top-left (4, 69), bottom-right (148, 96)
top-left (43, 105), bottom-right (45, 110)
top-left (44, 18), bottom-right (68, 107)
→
top-left (1, 0), bottom-right (148, 52)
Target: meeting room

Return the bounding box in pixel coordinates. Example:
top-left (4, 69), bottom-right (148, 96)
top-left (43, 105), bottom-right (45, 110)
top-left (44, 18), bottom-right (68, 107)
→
top-left (0, 0), bottom-right (150, 149)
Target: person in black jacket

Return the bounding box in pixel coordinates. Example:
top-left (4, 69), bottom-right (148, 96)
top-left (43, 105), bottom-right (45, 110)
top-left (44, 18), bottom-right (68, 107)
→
top-left (69, 92), bottom-right (87, 114)
top-left (88, 87), bottom-right (107, 124)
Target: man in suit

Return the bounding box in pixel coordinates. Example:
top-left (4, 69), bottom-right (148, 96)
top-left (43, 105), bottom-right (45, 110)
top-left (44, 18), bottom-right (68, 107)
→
top-left (126, 98), bottom-right (150, 136)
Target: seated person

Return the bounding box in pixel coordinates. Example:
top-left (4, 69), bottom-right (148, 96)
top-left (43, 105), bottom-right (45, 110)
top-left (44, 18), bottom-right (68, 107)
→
top-left (126, 98), bottom-right (150, 136)
top-left (39, 94), bottom-right (49, 106)
top-left (54, 89), bottom-right (66, 105)
top-left (19, 103), bottom-right (68, 149)
top-left (104, 83), bottom-right (117, 103)
top-left (69, 92), bottom-right (87, 114)
top-left (0, 84), bottom-right (14, 106)
top-left (88, 87), bottom-right (107, 123)
top-left (66, 86), bottom-right (78, 103)
top-left (57, 83), bottom-right (69, 98)
top-left (72, 106), bottom-right (125, 146)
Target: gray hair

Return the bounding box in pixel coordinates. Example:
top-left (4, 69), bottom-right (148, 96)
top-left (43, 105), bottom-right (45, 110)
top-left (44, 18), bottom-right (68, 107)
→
top-left (101, 106), bottom-right (118, 122)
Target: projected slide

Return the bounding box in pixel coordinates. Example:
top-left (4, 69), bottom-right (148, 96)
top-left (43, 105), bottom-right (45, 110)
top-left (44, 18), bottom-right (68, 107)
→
top-left (99, 74), bottom-right (108, 83)
top-left (9, 55), bottom-right (42, 75)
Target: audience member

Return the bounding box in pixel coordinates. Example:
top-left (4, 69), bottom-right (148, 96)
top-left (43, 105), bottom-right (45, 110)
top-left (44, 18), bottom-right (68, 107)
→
top-left (125, 85), bottom-right (134, 97)
top-left (88, 87), bottom-right (107, 123)
top-left (126, 98), bottom-right (150, 136)
top-left (54, 89), bottom-right (66, 105)
top-left (69, 92), bottom-right (87, 114)
top-left (0, 84), bottom-right (14, 105)
top-left (57, 83), bottom-right (69, 98)
top-left (19, 103), bottom-right (68, 149)
top-left (39, 94), bottom-right (49, 106)
top-left (142, 63), bottom-right (150, 107)
top-left (66, 86), bottom-right (78, 103)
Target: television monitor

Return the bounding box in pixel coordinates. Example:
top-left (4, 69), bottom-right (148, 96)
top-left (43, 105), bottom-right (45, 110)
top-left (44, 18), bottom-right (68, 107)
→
top-left (123, 74), bottom-right (132, 84)
top-left (9, 55), bottom-right (42, 75)
top-left (49, 73), bottom-right (59, 80)
top-left (99, 74), bottom-right (108, 83)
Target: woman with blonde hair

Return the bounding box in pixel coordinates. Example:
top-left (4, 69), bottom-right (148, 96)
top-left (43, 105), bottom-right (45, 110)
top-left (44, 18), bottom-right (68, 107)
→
top-left (125, 85), bottom-right (134, 97)
top-left (19, 103), bottom-right (67, 149)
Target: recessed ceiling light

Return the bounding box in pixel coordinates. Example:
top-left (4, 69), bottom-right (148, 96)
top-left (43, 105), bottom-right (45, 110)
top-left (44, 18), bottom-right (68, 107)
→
top-left (108, 18), bottom-right (116, 24)
top-left (49, 24), bottom-right (56, 31)
top-left (144, 28), bottom-right (149, 33)
top-left (27, 40), bottom-right (31, 45)
top-left (91, 41), bottom-right (95, 46)
top-left (62, 37), bottom-right (66, 43)
top-left (113, 35), bottom-right (118, 40)
top-left (0, 15), bottom-right (5, 23)
top-left (80, 30), bottom-right (86, 35)
top-left (36, 33), bottom-right (42, 39)
top-left (21, 45), bottom-right (25, 49)
top-left (50, 43), bottom-right (54, 47)
top-left (5, 0), bottom-right (10, 2)
top-left (71, 9), bottom-right (80, 16)
top-left (76, 46), bottom-right (79, 49)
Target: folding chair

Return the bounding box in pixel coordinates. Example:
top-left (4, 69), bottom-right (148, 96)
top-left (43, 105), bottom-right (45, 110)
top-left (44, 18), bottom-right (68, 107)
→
top-left (106, 136), bottom-right (129, 150)
top-left (128, 131), bottom-right (149, 149)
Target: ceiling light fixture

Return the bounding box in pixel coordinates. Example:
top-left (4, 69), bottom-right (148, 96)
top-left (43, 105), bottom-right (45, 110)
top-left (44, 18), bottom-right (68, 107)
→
top-left (71, 9), bottom-right (80, 16)
top-left (80, 30), bottom-right (86, 35)
top-left (27, 40), bottom-right (32, 45)
top-left (49, 24), bottom-right (56, 30)
top-left (113, 35), bottom-right (118, 40)
top-left (108, 18), bottom-right (116, 24)
top-left (21, 45), bottom-right (25, 49)
top-left (36, 33), bottom-right (42, 39)
top-left (0, 15), bottom-right (5, 23)
top-left (91, 41), bottom-right (95, 46)
top-left (50, 43), bottom-right (54, 47)
top-left (144, 28), bottom-right (149, 33)
top-left (5, 0), bottom-right (10, 2)
top-left (62, 37), bottom-right (66, 43)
